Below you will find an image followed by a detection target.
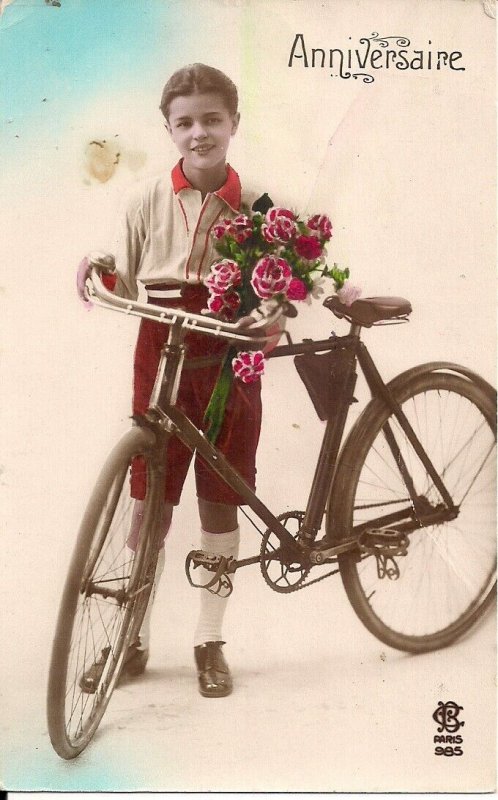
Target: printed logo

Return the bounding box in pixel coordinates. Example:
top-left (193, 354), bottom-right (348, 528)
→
top-left (433, 701), bottom-right (465, 733)
top-left (432, 701), bottom-right (464, 756)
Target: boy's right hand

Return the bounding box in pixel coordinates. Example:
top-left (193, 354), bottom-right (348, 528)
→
top-left (77, 252), bottom-right (117, 309)
top-left (76, 255), bottom-right (93, 310)
top-left (237, 301), bottom-right (288, 354)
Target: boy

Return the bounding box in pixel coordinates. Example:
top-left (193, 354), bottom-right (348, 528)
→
top-left (78, 63), bottom-right (270, 697)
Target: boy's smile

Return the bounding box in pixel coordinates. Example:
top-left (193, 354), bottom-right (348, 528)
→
top-left (166, 92), bottom-right (239, 193)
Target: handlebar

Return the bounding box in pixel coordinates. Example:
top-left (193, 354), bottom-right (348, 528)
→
top-left (85, 252), bottom-right (289, 345)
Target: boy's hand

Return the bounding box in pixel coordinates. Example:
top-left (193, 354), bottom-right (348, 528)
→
top-left (77, 252), bottom-right (117, 309)
top-left (237, 315), bottom-right (258, 329)
top-left (76, 256), bottom-right (93, 310)
top-left (236, 310), bottom-right (286, 354)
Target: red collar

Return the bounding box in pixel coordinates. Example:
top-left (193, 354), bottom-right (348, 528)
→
top-left (171, 160), bottom-right (241, 211)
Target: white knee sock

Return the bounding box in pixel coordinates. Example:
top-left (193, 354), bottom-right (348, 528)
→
top-left (193, 527), bottom-right (240, 647)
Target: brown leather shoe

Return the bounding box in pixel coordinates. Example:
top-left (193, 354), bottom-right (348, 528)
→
top-left (79, 640), bottom-right (149, 693)
top-left (194, 641), bottom-right (233, 698)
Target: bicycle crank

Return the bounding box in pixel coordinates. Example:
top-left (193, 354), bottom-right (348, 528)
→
top-left (260, 511), bottom-right (311, 593)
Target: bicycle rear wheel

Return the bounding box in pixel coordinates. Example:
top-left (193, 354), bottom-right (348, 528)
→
top-left (330, 372), bottom-right (496, 653)
top-left (47, 425), bottom-right (162, 759)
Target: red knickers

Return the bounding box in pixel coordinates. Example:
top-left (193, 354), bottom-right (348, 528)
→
top-left (130, 285), bottom-right (262, 505)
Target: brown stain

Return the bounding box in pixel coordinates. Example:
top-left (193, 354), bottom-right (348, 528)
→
top-left (84, 139), bottom-right (121, 184)
top-left (121, 149), bottom-right (147, 173)
top-left (83, 137), bottom-right (147, 184)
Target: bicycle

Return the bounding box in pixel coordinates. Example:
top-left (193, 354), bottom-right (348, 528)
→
top-left (47, 254), bottom-right (497, 759)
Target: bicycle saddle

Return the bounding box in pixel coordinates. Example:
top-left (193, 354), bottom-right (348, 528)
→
top-left (324, 295), bottom-right (412, 327)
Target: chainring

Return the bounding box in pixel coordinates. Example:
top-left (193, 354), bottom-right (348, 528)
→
top-left (260, 511), bottom-right (310, 593)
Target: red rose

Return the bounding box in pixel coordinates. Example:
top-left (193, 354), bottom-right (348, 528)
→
top-left (294, 235), bottom-right (322, 260)
top-left (287, 278), bottom-right (308, 301)
top-left (307, 214), bottom-right (333, 241)
top-left (206, 289), bottom-right (241, 321)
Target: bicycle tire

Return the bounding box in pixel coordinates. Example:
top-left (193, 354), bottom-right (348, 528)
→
top-left (47, 425), bottom-right (162, 759)
top-left (328, 371), bottom-right (496, 653)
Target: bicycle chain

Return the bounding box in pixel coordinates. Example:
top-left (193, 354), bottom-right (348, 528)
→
top-left (291, 563), bottom-right (342, 591)
top-left (261, 561), bottom-right (342, 594)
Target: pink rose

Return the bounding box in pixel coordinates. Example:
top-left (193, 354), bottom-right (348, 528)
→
top-left (204, 259), bottom-right (242, 295)
top-left (232, 350), bottom-right (265, 383)
top-left (287, 277), bottom-right (308, 301)
top-left (251, 254), bottom-right (292, 299)
top-left (266, 207), bottom-right (295, 224)
top-left (212, 215), bottom-right (253, 243)
top-left (212, 218), bottom-right (233, 240)
top-left (262, 207), bottom-right (297, 243)
top-left (336, 281), bottom-right (362, 307)
top-left (307, 214), bottom-right (333, 241)
top-left (294, 235), bottom-right (322, 261)
top-left (206, 289), bottom-right (241, 321)
top-left (230, 214), bottom-right (253, 243)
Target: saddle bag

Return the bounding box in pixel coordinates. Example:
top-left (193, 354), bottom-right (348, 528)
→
top-left (294, 341), bottom-right (357, 421)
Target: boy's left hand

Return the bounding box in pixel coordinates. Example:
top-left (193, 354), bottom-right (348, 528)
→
top-left (237, 313), bottom-right (286, 354)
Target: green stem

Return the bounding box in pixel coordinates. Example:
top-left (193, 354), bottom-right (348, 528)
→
top-left (204, 346), bottom-right (237, 444)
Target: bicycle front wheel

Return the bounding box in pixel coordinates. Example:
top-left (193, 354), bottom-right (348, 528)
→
top-left (330, 372), bottom-right (496, 653)
top-left (47, 425), bottom-right (162, 759)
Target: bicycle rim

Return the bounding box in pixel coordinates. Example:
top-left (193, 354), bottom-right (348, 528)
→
top-left (332, 373), bottom-right (496, 653)
top-left (47, 426), bottom-right (160, 758)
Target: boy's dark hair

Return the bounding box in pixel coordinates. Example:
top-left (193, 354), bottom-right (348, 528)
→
top-left (160, 63), bottom-right (238, 120)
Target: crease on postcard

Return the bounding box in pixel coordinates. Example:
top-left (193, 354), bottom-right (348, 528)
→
top-left (481, 0), bottom-right (496, 18)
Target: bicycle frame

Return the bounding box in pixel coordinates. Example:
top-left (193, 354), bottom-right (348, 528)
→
top-left (88, 265), bottom-right (458, 569)
top-left (143, 319), bottom-right (458, 570)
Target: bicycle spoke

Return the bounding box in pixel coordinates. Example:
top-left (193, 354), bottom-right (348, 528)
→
top-left (337, 375), bottom-right (496, 650)
top-left (47, 430), bottom-right (158, 758)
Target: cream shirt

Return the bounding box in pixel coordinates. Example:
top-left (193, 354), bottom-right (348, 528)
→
top-left (113, 161), bottom-right (260, 300)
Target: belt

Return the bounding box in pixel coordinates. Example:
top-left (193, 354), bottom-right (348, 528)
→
top-left (146, 283), bottom-right (184, 300)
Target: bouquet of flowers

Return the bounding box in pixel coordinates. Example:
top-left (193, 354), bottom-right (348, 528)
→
top-left (203, 203), bottom-right (361, 441)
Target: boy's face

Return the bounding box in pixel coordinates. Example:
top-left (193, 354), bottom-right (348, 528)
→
top-left (166, 92), bottom-right (239, 175)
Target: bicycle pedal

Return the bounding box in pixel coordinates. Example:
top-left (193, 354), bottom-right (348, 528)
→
top-left (185, 549), bottom-right (235, 595)
top-left (359, 528), bottom-right (409, 558)
top-left (189, 549), bottom-right (225, 572)
top-left (206, 574), bottom-right (234, 598)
